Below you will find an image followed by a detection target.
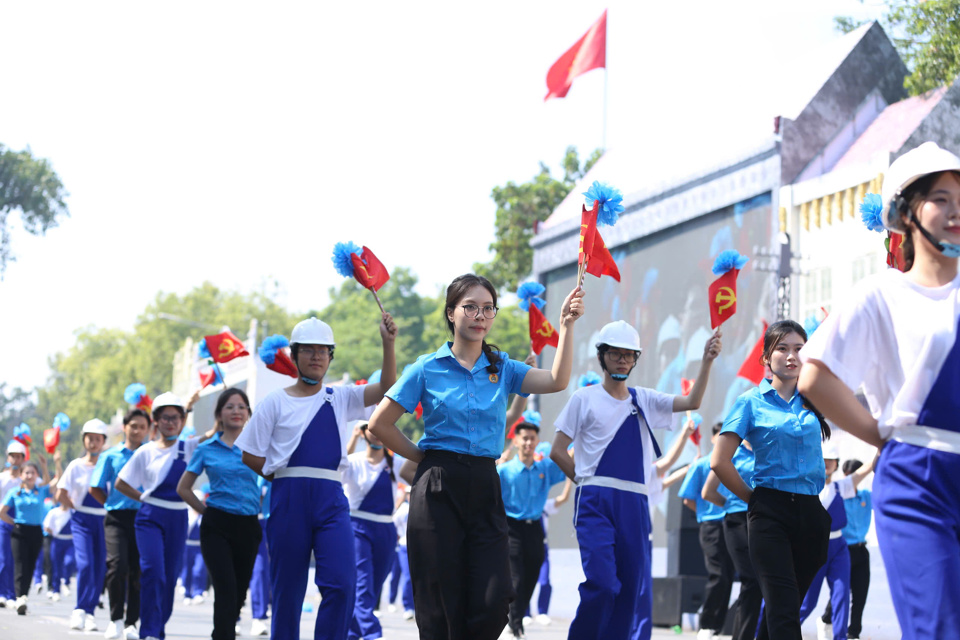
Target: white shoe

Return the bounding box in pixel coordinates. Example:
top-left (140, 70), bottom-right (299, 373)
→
top-left (522, 615), bottom-right (532, 626)
top-left (124, 625), bottom-right (139, 640)
top-left (403, 609), bottom-right (414, 621)
top-left (15, 595), bottom-right (27, 615)
top-left (192, 594), bottom-right (205, 605)
top-left (387, 604), bottom-right (397, 613)
top-left (105, 621), bottom-right (122, 639)
top-left (816, 617), bottom-right (833, 640)
top-left (52, 592), bottom-right (61, 602)
top-left (235, 623), bottom-right (242, 636)
top-left (250, 619), bottom-right (269, 636)
top-left (70, 609), bottom-right (86, 630)
top-left (85, 613), bottom-right (100, 632)
top-left (535, 613), bottom-right (551, 626)
top-left (697, 630), bottom-right (716, 640)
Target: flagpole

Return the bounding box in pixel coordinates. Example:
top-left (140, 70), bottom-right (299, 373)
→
top-left (602, 67), bottom-right (608, 152)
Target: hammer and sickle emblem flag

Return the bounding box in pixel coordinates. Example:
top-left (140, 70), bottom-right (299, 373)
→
top-left (203, 330), bottom-right (250, 364)
top-left (708, 269), bottom-right (740, 329)
top-left (529, 304), bottom-right (559, 355)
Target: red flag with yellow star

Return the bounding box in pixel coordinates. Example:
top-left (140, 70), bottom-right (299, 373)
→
top-left (350, 246), bottom-right (391, 291)
top-left (203, 331), bottom-right (250, 364)
top-left (529, 304), bottom-right (559, 355)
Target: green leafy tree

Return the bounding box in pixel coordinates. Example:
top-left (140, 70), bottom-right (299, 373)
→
top-left (1, 383), bottom-right (39, 443)
top-left (835, 0), bottom-right (960, 95)
top-left (0, 144), bottom-right (69, 275)
top-left (475, 146), bottom-right (602, 291)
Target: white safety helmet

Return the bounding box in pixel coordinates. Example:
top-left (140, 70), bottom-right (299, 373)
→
top-left (6, 440), bottom-right (26, 455)
top-left (821, 440), bottom-right (840, 460)
top-left (290, 317), bottom-right (335, 346)
top-left (596, 321), bottom-right (642, 353)
top-left (81, 419), bottom-right (109, 436)
top-left (152, 392), bottom-right (185, 414)
top-left (882, 142), bottom-right (960, 233)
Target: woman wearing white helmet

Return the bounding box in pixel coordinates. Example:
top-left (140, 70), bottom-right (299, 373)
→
top-left (58, 418), bottom-right (109, 632)
top-left (550, 319), bottom-right (721, 640)
top-left (115, 393), bottom-right (198, 640)
top-left (799, 141), bottom-right (960, 640)
top-left (236, 311), bottom-right (398, 640)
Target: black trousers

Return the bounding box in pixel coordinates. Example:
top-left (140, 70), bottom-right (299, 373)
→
top-left (506, 517), bottom-right (545, 635)
top-left (723, 511), bottom-right (762, 640)
top-left (408, 450), bottom-right (514, 640)
top-left (748, 487), bottom-right (830, 640)
top-left (821, 542), bottom-right (870, 638)
top-left (11, 524), bottom-right (43, 598)
top-left (699, 519), bottom-right (734, 632)
top-left (200, 506), bottom-right (262, 640)
top-left (105, 509), bottom-right (140, 626)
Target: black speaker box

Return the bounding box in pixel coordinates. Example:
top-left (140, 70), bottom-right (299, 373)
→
top-left (652, 575), bottom-right (708, 627)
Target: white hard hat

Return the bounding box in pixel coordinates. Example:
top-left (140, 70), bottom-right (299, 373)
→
top-left (882, 142), bottom-right (960, 233)
top-left (6, 440), bottom-right (26, 455)
top-left (596, 321), bottom-right (641, 352)
top-left (821, 440), bottom-right (840, 460)
top-left (152, 392), bottom-right (185, 413)
top-left (81, 419), bottom-right (108, 436)
top-left (290, 317), bottom-right (335, 346)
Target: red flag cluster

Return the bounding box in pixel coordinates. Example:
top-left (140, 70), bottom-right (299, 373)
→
top-left (579, 204), bottom-right (621, 282)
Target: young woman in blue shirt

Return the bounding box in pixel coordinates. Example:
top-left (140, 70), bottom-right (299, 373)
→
top-left (369, 274), bottom-right (584, 640)
top-left (178, 388), bottom-right (260, 640)
top-left (0, 461), bottom-right (50, 615)
top-left (710, 320), bottom-right (831, 640)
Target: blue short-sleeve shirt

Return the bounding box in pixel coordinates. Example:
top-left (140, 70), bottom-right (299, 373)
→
top-left (720, 379), bottom-right (825, 496)
top-left (186, 432), bottom-right (261, 516)
top-left (90, 444), bottom-right (141, 512)
top-left (387, 343), bottom-right (532, 458)
top-left (677, 456), bottom-right (726, 523)
top-left (719, 445), bottom-right (756, 514)
top-left (2, 485), bottom-right (51, 525)
top-left (497, 456), bottom-right (566, 520)
top-left (842, 488), bottom-right (872, 545)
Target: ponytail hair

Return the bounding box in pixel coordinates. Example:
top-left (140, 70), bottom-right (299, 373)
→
top-left (762, 320), bottom-right (831, 441)
top-left (444, 274), bottom-right (502, 375)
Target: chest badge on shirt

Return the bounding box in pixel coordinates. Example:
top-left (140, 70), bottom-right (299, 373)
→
top-left (489, 373), bottom-right (499, 383)
top-left (539, 473), bottom-right (545, 479)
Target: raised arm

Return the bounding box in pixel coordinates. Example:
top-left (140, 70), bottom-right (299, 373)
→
top-left (710, 433), bottom-right (752, 504)
top-left (520, 288), bottom-right (585, 395)
top-left (798, 359), bottom-right (883, 448)
top-left (850, 451), bottom-right (879, 491)
top-left (673, 329), bottom-right (722, 412)
top-left (661, 464), bottom-right (689, 490)
top-left (363, 312), bottom-right (399, 407)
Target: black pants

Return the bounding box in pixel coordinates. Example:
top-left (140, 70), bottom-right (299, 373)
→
top-left (748, 487), bottom-right (830, 640)
top-left (408, 450), bottom-right (514, 640)
top-left (821, 542), bottom-right (870, 638)
top-left (506, 517), bottom-right (545, 636)
top-left (200, 506), bottom-right (262, 640)
top-left (105, 509), bottom-right (140, 626)
top-left (699, 519), bottom-right (734, 632)
top-left (723, 511), bottom-right (762, 640)
top-left (11, 524), bottom-right (43, 598)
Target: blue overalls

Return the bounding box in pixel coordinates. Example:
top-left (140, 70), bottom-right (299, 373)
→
top-left (72, 487), bottom-right (107, 614)
top-left (349, 466), bottom-right (396, 640)
top-left (0, 519), bottom-right (13, 601)
top-left (799, 482), bottom-right (850, 640)
top-left (872, 321), bottom-right (960, 640)
top-left (50, 518), bottom-right (73, 593)
top-left (570, 389), bottom-right (662, 640)
top-left (268, 388), bottom-right (356, 640)
top-left (250, 480), bottom-right (271, 621)
top-left (182, 514), bottom-right (205, 598)
top-left (135, 441), bottom-right (189, 640)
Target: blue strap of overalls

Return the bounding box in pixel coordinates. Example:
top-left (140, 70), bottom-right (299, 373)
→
top-left (628, 388), bottom-right (662, 458)
top-left (177, 439), bottom-right (185, 460)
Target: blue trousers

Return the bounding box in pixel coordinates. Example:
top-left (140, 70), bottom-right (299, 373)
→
top-left (135, 504), bottom-right (187, 640)
top-left (182, 545), bottom-right (206, 598)
top-left (396, 545), bottom-right (414, 612)
top-left (569, 486), bottom-right (651, 640)
top-left (873, 440), bottom-right (960, 640)
top-left (0, 522), bottom-right (16, 599)
top-left (349, 519), bottom-right (396, 640)
top-left (799, 538), bottom-right (850, 640)
top-left (250, 519), bottom-right (271, 620)
top-left (387, 548), bottom-right (401, 605)
top-left (50, 538), bottom-right (73, 592)
top-left (268, 477), bottom-right (356, 640)
top-left (72, 512), bottom-right (106, 614)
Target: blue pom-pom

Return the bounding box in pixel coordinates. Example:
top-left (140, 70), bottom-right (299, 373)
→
top-left (258, 334), bottom-right (290, 365)
top-left (803, 315), bottom-right (822, 338)
top-left (198, 340), bottom-right (211, 360)
top-left (53, 413), bottom-right (71, 431)
top-left (535, 442), bottom-right (552, 457)
top-left (691, 413), bottom-right (704, 427)
top-left (368, 369), bottom-right (382, 384)
top-left (578, 371), bottom-right (602, 387)
top-left (582, 181), bottom-right (625, 226)
top-left (179, 426), bottom-right (196, 441)
top-left (711, 250), bottom-right (749, 275)
top-left (859, 193), bottom-right (885, 233)
top-left (516, 282), bottom-right (547, 312)
top-left (124, 383), bottom-right (146, 405)
top-left (332, 241), bottom-right (362, 278)
top-left (521, 410), bottom-right (542, 427)
top-left (14, 423), bottom-right (31, 438)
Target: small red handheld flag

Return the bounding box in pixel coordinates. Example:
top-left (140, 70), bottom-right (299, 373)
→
top-left (545, 10), bottom-right (607, 101)
top-left (43, 428), bottom-right (60, 454)
top-left (268, 349), bottom-right (299, 378)
top-left (707, 251), bottom-right (749, 329)
top-left (737, 321), bottom-right (770, 385)
top-left (350, 246), bottom-right (391, 292)
top-left (529, 305), bottom-right (560, 355)
top-left (584, 231), bottom-right (621, 282)
top-left (204, 331), bottom-right (250, 364)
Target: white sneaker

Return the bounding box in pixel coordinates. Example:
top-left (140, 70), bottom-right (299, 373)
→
top-left (15, 595), bottom-right (28, 615)
top-left (535, 613), bottom-right (551, 626)
top-left (124, 625), bottom-right (139, 640)
top-left (70, 609), bottom-right (86, 630)
top-left (52, 592), bottom-right (61, 602)
top-left (250, 619), bottom-right (269, 636)
top-left (522, 615), bottom-right (532, 627)
top-left (85, 613), bottom-right (100, 632)
top-left (697, 630), bottom-right (716, 640)
top-left (403, 609), bottom-right (414, 620)
top-left (192, 594), bottom-right (205, 605)
top-left (105, 621), bottom-right (122, 639)
top-left (387, 604), bottom-right (397, 613)
top-left (816, 617), bottom-right (833, 640)
top-left (235, 623), bottom-right (242, 636)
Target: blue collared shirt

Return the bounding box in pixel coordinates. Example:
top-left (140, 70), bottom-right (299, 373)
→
top-left (497, 456), bottom-right (566, 520)
top-left (387, 343), bottom-right (532, 459)
top-left (719, 445), bottom-right (756, 514)
top-left (186, 432), bottom-right (262, 517)
top-left (90, 444), bottom-right (141, 512)
top-left (842, 488), bottom-right (872, 545)
top-left (2, 485), bottom-right (51, 525)
top-left (721, 379), bottom-right (825, 496)
top-left (678, 456), bottom-right (726, 523)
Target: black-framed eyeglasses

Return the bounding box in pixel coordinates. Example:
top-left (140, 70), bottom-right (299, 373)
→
top-left (458, 304), bottom-right (499, 319)
top-left (605, 349), bottom-right (640, 363)
top-left (299, 345), bottom-right (332, 358)
top-left (158, 414), bottom-right (182, 424)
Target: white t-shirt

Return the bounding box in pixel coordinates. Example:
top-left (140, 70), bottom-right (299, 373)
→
top-left (393, 500), bottom-right (409, 546)
top-left (801, 269), bottom-right (960, 439)
top-left (59, 458), bottom-right (99, 510)
top-left (236, 385), bottom-right (367, 476)
top-left (118, 439), bottom-right (199, 501)
top-left (554, 384), bottom-right (676, 482)
top-left (0, 472), bottom-right (20, 501)
top-left (341, 452), bottom-right (401, 512)
top-left (43, 507), bottom-right (72, 536)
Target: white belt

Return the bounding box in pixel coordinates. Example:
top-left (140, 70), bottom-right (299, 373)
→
top-left (274, 467), bottom-right (341, 481)
top-left (142, 496), bottom-right (189, 510)
top-left (350, 510), bottom-right (394, 524)
top-left (892, 425), bottom-right (960, 455)
top-left (53, 534), bottom-right (73, 541)
top-left (830, 530), bottom-right (844, 539)
top-left (577, 476), bottom-right (649, 495)
top-left (185, 540), bottom-right (201, 547)
top-left (73, 505), bottom-right (107, 516)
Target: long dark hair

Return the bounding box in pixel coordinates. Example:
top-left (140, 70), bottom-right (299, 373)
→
top-left (214, 388), bottom-right (250, 431)
top-left (897, 170), bottom-right (960, 271)
top-left (444, 274), bottom-right (501, 375)
top-left (762, 320), bottom-right (830, 441)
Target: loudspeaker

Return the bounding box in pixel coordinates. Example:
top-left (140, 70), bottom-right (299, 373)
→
top-left (652, 575), bottom-right (708, 627)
